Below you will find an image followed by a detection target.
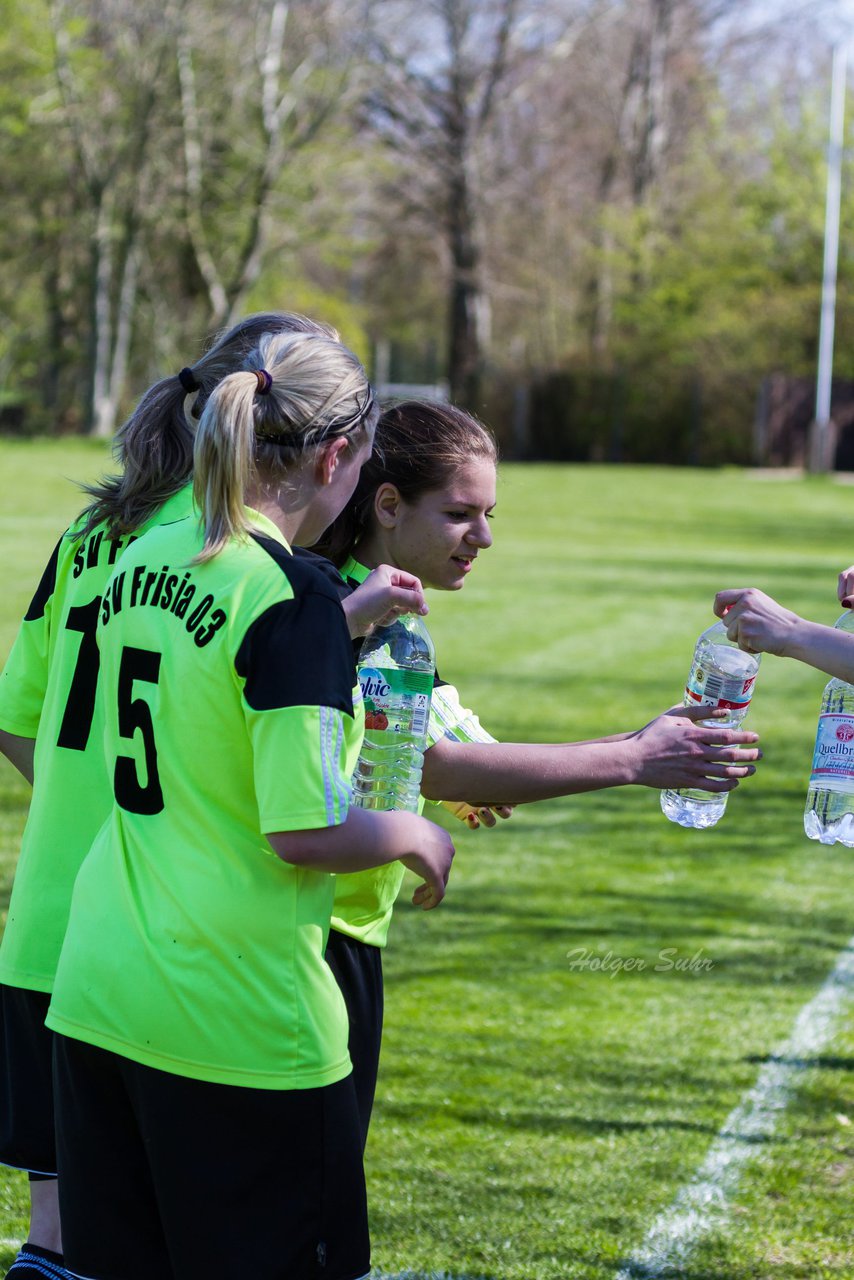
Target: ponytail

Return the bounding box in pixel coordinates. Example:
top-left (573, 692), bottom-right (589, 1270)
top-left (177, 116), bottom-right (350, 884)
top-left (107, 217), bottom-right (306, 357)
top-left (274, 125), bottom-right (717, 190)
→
top-left (77, 377), bottom-right (194, 540)
top-left (193, 329), bottom-right (377, 563)
top-left (76, 311), bottom-right (339, 541)
top-left (193, 373), bottom-right (263, 562)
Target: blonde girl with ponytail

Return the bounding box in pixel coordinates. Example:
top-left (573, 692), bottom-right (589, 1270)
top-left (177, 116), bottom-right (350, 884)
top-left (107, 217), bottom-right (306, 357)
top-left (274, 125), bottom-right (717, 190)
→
top-left (0, 311), bottom-right (342, 1280)
top-left (45, 329), bottom-right (454, 1280)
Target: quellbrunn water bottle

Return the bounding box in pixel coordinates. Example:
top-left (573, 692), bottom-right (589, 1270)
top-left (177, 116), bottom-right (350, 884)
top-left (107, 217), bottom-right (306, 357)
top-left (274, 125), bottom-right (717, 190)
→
top-left (352, 613), bottom-right (434, 813)
top-left (804, 610), bottom-right (854, 847)
top-left (661, 619), bottom-right (760, 830)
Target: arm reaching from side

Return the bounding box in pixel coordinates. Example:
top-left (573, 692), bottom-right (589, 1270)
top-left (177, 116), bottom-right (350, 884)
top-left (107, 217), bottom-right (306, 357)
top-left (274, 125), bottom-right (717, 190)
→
top-left (715, 587), bottom-right (854, 682)
top-left (421, 704), bottom-right (760, 806)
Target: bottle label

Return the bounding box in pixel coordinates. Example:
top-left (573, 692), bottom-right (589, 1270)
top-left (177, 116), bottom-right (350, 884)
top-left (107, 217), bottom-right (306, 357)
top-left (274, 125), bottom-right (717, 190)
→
top-left (809, 713), bottom-right (854, 784)
top-left (685, 663), bottom-right (756, 712)
top-left (358, 665), bottom-right (433, 737)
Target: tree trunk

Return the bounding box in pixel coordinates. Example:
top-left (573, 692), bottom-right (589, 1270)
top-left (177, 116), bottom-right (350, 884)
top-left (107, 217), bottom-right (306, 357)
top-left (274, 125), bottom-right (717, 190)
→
top-left (90, 190), bottom-right (115, 438)
top-left (586, 0), bottom-right (674, 359)
top-left (108, 236), bottom-right (141, 418)
top-left (632, 0), bottom-right (673, 203)
top-left (43, 235), bottom-right (64, 421)
top-left (446, 79), bottom-right (485, 406)
top-left (448, 187), bottom-right (485, 407)
top-left (89, 198), bottom-right (142, 438)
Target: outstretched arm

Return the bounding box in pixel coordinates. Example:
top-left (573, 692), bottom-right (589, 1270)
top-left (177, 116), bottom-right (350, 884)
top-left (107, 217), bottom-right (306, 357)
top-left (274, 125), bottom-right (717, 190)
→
top-left (421, 704), bottom-right (760, 805)
top-left (714, 587), bottom-right (854, 682)
top-left (428, 681), bottom-right (515, 829)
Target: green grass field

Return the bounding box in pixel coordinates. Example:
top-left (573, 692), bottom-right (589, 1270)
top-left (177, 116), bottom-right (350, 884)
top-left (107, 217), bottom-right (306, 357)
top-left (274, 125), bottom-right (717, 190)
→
top-left (1, 442), bottom-right (853, 1278)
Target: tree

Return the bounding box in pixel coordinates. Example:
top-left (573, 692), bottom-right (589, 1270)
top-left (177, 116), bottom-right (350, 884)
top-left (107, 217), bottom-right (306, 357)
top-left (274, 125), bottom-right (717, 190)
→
top-left (0, 0), bottom-right (845, 457)
top-left (46, 0), bottom-right (176, 435)
top-left (364, 0), bottom-right (534, 405)
top-left (175, 0), bottom-right (363, 330)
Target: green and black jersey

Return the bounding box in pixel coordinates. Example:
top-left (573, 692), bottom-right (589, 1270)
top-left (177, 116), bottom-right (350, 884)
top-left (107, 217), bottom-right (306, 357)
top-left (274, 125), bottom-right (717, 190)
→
top-left (329, 555), bottom-right (498, 948)
top-left (0, 487), bottom-right (193, 993)
top-left (47, 510), bottom-right (362, 1089)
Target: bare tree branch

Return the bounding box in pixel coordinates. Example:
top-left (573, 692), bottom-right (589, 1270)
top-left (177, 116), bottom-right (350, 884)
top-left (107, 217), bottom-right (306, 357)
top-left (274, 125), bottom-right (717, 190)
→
top-left (177, 26), bottom-right (229, 323)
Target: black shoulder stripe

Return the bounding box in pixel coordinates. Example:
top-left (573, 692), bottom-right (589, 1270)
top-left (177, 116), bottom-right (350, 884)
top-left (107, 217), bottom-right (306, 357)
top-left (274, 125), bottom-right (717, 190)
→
top-left (292, 546), bottom-right (351, 599)
top-left (24, 538), bottom-right (63, 622)
top-left (238, 536), bottom-right (355, 714)
top-left (317, 564), bottom-right (365, 665)
top-left (235, 596), bottom-right (355, 715)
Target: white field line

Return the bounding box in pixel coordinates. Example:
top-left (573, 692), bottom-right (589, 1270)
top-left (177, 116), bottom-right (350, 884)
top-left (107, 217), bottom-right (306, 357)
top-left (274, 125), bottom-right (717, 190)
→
top-left (374, 938), bottom-right (854, 1280)
top-left (614, 935), bottom-right (854, 1279)
top-left (0, 961), bottom-right (846, 1280)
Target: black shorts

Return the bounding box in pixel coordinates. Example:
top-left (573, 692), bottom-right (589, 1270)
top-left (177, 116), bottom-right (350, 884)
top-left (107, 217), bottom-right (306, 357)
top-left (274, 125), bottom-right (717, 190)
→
top-left (324, 929), bottom-right (383, 1150)
top-left (0, 983), bottom-right (57, 1175)
top-left (53, 1035), bottom-right (370, 1280)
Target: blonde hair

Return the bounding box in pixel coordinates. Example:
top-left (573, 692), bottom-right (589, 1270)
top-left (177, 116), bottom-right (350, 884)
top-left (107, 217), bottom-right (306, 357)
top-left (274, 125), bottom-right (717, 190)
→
top-left (78, 312), bottom-right (337, 540)
top-left (193, 330), bottom-right (378, 562)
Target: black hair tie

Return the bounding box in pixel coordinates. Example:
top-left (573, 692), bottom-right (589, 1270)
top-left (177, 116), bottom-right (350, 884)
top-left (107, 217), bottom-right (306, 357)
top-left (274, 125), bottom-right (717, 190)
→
top-left (178, 367), bottom-right (200, 394)
top-left (255, 369), bottom-right (273, 396)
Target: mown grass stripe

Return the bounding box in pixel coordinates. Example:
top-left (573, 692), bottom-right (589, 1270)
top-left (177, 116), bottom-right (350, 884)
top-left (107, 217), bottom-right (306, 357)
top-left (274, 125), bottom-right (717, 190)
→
top-left (4, 456), bottom-right (854, 1278)
top-left (614, 936), bottom-right (854, 1279)
top-left (372, 1272), bottom-right (487, 1279)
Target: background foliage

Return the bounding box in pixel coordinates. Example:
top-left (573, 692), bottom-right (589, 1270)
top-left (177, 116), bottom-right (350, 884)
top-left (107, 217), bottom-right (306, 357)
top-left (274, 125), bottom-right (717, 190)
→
top-left (1, 0), bottom-right (852, 459)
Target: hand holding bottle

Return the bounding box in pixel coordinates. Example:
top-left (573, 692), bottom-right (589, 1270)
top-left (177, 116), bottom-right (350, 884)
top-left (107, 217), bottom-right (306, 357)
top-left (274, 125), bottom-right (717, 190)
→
top-left (714, 588), bottom-right (805, 656)
top-left (661, 619), bottom-right (761, 829)
top-left (716, 586), bottom-right (854, 684)
top-left (630, 704), bottom-right (760, 791)
top-left (342, 565), bottom-right (428, 639)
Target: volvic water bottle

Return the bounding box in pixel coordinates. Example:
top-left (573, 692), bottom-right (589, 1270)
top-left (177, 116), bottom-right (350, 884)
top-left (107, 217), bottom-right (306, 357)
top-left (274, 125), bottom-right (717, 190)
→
top-left (804, 610), bottom-right (854, 846)
top-left (352, 614), bottom-right (434, 812)
top-left (661, 619), bottom-right (760, 829)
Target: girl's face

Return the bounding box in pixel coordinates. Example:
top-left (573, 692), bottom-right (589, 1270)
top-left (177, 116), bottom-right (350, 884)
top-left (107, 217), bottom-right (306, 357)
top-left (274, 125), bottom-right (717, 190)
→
top-left (383, 459), bottom-right (497, 591)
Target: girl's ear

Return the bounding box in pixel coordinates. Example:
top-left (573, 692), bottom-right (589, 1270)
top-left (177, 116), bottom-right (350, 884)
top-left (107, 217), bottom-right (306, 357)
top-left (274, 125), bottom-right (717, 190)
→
top-left (316, 436), bottom-right (350, 486)
top-left (374, 482), bottom-right (402, 529)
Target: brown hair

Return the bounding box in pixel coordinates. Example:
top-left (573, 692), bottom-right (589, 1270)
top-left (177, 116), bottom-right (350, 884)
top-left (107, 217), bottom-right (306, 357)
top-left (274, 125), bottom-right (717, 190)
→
top-left (314, 400), bottom-right (497, 566)
top-left (193, 329), bottom-right (378, 562)
top-left (77, 312), bottom-right (337, 540)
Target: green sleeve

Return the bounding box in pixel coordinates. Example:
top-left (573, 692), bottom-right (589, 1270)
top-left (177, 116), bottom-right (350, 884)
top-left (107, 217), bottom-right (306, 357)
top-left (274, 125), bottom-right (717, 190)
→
top-left (247, 704), bottom-right (353, 832)
top-left (0, 537), bottom-right (63, 736)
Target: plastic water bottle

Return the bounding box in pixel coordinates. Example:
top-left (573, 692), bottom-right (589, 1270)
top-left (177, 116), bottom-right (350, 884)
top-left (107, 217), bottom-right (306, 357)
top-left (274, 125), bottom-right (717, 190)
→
top-left (661, 619), bottom-right (760, 829)
top-left (804, 610), bottom-right (854, 846)
top-left (352, 614), bottom-right (434, 812)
